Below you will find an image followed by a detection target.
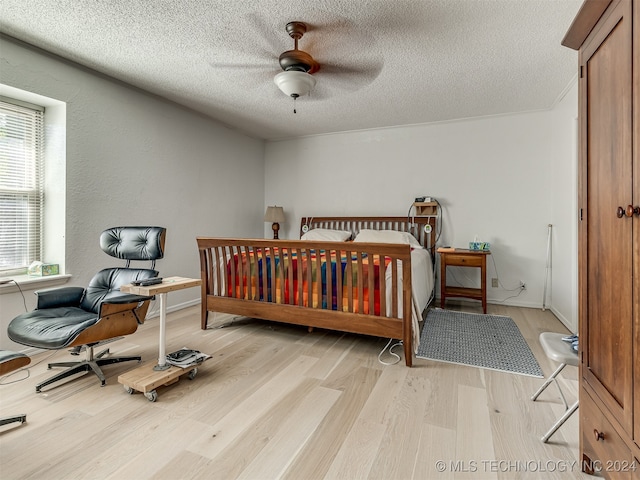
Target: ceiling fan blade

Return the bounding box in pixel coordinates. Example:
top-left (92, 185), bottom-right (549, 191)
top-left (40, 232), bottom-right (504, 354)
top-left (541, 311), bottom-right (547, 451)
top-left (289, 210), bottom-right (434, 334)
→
top-left (206, 66), bottom-right (275, 90)
top-left (208, 60), bottom-right (274, 71)
top-left (245, 13), bottom-right (287, 55)
top-left (305, 82), bottom-right (331, 101)
top-left (317, 60), bottom-right (384, 91)
top-left (206, 13), bottom-right (284, 69)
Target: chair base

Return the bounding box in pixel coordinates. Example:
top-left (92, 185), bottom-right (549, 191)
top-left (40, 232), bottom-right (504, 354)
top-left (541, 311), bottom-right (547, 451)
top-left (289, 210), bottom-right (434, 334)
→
top-left (36, 347), bottom-right (141, 393)
top-left (531, 333), bottom-right (580, 443)
top-left (532, 364), bottom-right (580, 442)
top-left (541, 401), bottom-right (579, 443)
top-left (0, 414), bottom-right (26, 427)
top-left (531, 362), bottom-right (570, 408)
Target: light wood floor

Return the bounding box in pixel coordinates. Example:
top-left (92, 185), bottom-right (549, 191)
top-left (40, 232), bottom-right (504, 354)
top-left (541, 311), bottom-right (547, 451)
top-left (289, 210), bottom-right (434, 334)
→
top-left (0, 302), bottom-right (589, 480)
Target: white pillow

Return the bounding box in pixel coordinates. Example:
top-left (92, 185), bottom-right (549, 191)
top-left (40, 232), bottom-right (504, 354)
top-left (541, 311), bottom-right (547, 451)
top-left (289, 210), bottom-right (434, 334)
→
top-left (353, 229), bottom-right (422, 248)
top-left (301, 228), bottom-right (352, 242)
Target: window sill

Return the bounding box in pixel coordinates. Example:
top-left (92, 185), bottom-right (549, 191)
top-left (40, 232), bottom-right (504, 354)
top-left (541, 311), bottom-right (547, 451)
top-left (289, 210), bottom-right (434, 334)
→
top-left (0, 274), bottom-right (72, 295)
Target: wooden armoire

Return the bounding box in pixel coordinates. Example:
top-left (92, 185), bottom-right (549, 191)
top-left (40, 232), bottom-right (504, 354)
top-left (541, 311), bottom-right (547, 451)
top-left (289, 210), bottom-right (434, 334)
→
top-left (563, 0), bottom-right (639, 478)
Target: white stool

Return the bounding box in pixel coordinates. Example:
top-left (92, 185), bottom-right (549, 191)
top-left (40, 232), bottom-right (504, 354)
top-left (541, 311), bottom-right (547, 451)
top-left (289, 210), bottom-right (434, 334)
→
top-left (531, 332), bottom-right (579, 442)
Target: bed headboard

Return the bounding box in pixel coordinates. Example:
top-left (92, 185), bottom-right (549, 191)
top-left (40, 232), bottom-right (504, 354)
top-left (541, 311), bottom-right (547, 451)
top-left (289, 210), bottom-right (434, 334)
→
top-left (300, 215), bottom-right (438, 257)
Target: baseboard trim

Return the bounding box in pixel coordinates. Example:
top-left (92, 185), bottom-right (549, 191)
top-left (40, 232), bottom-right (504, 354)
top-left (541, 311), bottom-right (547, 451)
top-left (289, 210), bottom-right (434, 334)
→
top-left (436, 296), bottom-right (542, 309)
top-left (548, 306), bottom-right (576, 333)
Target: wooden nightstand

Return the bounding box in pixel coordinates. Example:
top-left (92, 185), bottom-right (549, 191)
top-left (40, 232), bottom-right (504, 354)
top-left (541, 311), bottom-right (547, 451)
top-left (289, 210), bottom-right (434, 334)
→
top-left (438, 248), bottom-right (491, 313)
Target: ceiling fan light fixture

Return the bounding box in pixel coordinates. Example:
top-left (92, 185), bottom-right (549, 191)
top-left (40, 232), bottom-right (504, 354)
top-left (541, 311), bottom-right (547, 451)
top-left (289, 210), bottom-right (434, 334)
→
top-left (274, 70), bottom-right (316, 98)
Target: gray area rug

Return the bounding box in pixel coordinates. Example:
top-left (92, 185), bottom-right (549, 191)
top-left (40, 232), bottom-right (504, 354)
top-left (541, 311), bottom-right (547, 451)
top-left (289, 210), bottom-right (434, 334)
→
top-left (417, 309), bottom-right (544, 377)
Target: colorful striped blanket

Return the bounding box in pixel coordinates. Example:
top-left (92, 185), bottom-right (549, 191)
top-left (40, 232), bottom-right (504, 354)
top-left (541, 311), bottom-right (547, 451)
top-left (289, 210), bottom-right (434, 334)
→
top-left (227, 247), bottom-right (392, 315)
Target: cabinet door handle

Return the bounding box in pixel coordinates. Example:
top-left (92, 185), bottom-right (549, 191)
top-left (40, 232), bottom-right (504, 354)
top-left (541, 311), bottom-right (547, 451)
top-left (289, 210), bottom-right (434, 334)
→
top-left (619, 205), bottom-right (640, 217)
top-left (625, 205), bottom-right (640, 217)
top-left (594, 429), bottom-right (605, 441)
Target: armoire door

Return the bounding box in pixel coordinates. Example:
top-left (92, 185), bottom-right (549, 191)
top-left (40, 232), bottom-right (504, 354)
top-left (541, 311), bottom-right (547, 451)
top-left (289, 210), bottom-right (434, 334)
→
top-left (634, 0), bottom-right (640, 452)
top-left (579, 0), bottom-right (634, 434)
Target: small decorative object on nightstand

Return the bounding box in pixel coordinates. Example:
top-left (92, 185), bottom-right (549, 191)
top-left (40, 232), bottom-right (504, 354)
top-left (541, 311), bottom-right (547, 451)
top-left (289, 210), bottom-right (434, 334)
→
top-left (264, 205), bottom-right (285, 239)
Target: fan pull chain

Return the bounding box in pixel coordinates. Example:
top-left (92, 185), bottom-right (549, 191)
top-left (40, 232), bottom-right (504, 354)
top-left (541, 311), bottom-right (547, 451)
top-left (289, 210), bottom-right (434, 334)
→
top-left (293, 96), bottom-right (297, 114)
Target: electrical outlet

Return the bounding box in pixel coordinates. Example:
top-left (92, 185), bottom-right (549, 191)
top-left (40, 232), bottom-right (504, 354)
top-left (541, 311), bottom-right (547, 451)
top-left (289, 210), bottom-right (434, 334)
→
top-left (520, 281), bottom-right (526, 290)
top-left (491, 278), bottom-right (498, 288)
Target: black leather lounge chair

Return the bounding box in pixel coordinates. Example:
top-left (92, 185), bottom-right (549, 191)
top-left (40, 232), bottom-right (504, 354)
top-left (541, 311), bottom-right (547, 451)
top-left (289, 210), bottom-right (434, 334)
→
top-left (8, 226), bottom-right (166, 392)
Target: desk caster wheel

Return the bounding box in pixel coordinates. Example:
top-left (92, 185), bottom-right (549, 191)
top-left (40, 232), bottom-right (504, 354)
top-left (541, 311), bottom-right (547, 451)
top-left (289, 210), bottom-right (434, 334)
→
top-left (188, 368), bottom-right (198, 380)
top-left (145, 390), bottom-right (158, 402)
top-left (123, 386), bottom-right (134, 395)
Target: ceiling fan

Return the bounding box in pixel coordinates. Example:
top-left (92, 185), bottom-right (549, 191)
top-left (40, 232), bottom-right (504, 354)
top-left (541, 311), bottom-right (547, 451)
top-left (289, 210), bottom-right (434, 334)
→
top-left (209, 15), bottom-right (383, 110)
top-left (273, 21), bottom-right (319, 102)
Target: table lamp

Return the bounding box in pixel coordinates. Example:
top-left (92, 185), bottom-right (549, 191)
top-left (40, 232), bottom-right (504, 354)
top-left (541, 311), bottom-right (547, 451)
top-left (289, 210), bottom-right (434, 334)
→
top-left (264, 206), bottom-right (285, 239)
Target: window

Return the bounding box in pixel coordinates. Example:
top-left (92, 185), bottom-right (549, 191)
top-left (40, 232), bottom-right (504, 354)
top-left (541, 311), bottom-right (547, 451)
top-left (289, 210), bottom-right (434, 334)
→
top-left (0, 97), bottom-right (45, 274)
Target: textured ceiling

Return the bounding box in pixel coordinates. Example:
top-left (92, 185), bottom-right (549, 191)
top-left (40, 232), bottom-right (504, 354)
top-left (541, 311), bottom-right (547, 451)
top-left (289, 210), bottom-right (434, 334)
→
top-left (0, 0), bottom-right (581, 140)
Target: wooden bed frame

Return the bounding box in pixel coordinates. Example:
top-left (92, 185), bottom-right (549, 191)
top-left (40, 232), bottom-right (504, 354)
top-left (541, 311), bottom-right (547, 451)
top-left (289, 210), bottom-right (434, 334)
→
top-left (197, 216), bottom-right (437, 366)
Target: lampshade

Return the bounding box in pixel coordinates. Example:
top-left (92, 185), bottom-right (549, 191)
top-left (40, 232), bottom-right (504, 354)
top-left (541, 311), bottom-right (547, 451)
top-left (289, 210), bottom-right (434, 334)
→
top-left (264, 206), bottom-right (285, 223)
top-left (274, 71), bottom-right (316, 98)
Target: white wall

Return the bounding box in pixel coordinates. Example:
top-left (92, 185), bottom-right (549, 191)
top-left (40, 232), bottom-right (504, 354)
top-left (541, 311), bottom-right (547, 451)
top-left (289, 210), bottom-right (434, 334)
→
top-left (548, 81), bottom-right (579, 331)
top-left (0, 37), bottom-right (265, 350)
top-left (265, 93), bottom-right (578, 329)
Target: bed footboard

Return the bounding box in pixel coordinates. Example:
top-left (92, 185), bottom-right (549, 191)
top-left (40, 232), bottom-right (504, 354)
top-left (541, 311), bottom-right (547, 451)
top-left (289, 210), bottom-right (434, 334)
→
top-left (197, 238), bottom-right (414, 366)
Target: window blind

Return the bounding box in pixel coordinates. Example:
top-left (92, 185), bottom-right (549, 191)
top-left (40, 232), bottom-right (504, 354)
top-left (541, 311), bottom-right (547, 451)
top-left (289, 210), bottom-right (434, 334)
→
top-left (0, 98), bottom-right (44, 274)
